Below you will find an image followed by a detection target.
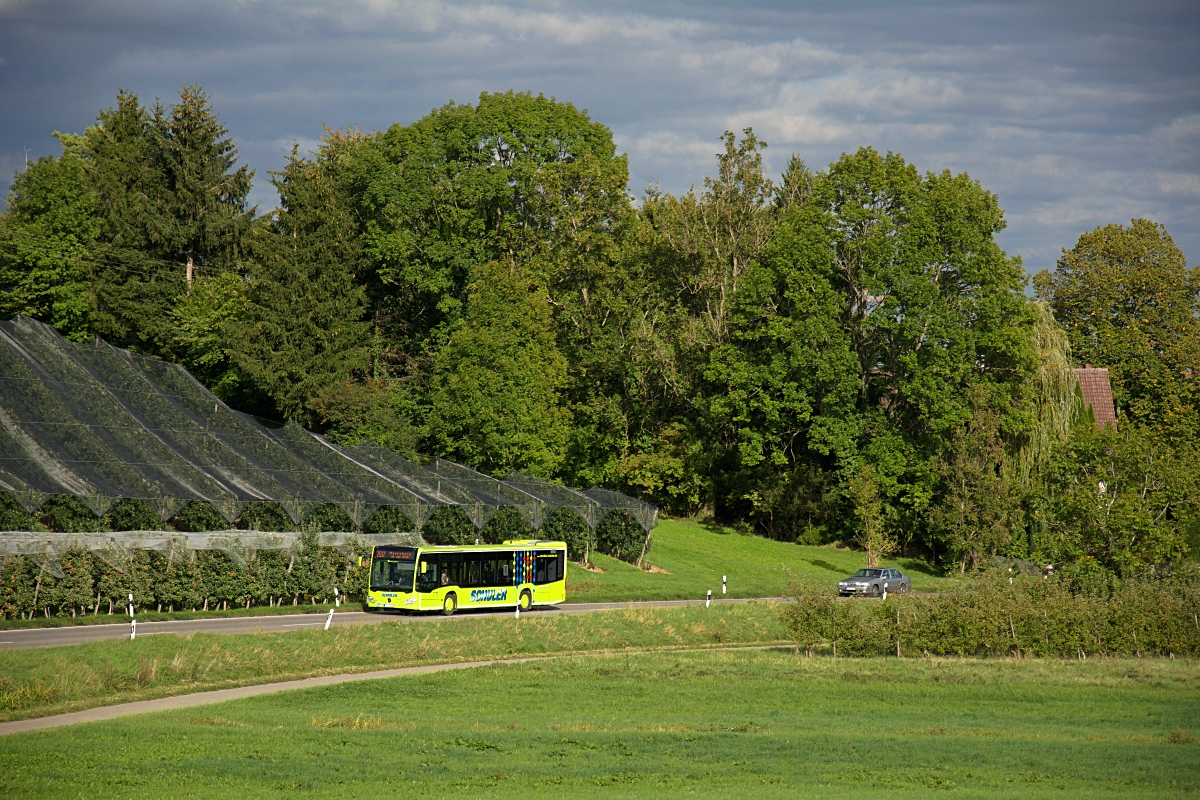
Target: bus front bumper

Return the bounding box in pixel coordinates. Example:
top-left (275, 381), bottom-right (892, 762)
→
top-left (367, 591), bottom-right (417, 610)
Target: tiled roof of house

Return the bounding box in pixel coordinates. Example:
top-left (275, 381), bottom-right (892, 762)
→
top-left (1074, 368), bottom-right (1117, 430)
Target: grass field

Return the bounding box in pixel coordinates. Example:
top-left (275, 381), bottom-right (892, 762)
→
top-left (568, 517), bottom-right (945, 603)
top-left (2, 650), bottom-right (1196, 798)
top-left (0, 602), bottom-right (788, 721)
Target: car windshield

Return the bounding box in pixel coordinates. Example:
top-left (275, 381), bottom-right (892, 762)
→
top-left (852, 569), bottom-right (883, 578)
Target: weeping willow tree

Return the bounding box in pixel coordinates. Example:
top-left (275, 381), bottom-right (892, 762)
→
top-left (1009, 301), bottom-right (1083, 484)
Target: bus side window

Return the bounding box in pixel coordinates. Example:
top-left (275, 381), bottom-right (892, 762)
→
top-left (481, 558), bottom-right (495, 586)
top-left (500, 558), bottom-right (511, 582)
top-left (558, 550), bottom-right (566, 580)
top-left (536, 552), bottom-right (558, 584)
top-left (466, 558), bottom-right (480, 587)
top-left (416, 558), bottom-right (437, 592)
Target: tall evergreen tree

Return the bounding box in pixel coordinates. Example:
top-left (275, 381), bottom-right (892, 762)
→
top-left (229, 148), bottom-right (370, 425)
top-left (82, 86), bottom-right (254, 355)
top-left (82, 89), bottom-right (180, 352)
top-left (150, 84), bottom-right (255, 288)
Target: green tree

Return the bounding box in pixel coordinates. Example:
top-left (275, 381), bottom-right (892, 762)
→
top-left (642, 129), bottom-right (776, 346)
top-left (427, 261), bottom-right (570, 477)
top-left (625, 129), bottom-right (780, 514)
top-left (708, 146), bottom-right (1035, 547)
top-left (354, 91), bottom-right (630, 352)
top-left (229, 148), bottom-right (371, 425)
top-left (1041, 422), bottom-right (1197, 575)
top-left (0, 140), bottom-right (99, 340)
top-left (150, 84), bottom-right (254, 289)
top-left (2, 87), bottom-right (255, 359)
top-left (169, 271), bottom-right (249, 399)
top-left (848, 464), bottom-right (894, 567)
top-left (927, 400), bottom-right (1021, 571)
top-left (1036, 219), bottom-right (1200, 440)
top-left (83, 87), bottom-right (252, 356)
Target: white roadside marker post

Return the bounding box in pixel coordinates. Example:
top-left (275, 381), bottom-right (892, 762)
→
top-left (722, 575), bottom-right (727, 595)
top-left (128, 592), bottom-right (134, 617)
top-left (883, 583), bottom-right (888, 601)
top-left (129, 593), bottom-right (136, 640)
top-left (706, 589), bottom-right (711, 608)
top-left (334, 587), bottom-right (340, 608)
top-left (324, 607), bottom-right (335, 630)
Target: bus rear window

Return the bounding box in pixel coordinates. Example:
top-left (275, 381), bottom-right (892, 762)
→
top-left (535, 550), bottom-right (566, 584)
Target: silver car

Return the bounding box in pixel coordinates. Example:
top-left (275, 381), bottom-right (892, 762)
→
top-left (838, 568), bottom-right (910, 597)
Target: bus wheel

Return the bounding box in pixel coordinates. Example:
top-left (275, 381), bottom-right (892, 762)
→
top-left (442, 593), bottom-right (457, 616)
top-left (518, 590), bottom-right (532, 612)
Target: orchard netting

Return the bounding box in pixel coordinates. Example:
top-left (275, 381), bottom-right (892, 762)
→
top-left (0, 315), bottom-right (656, 563)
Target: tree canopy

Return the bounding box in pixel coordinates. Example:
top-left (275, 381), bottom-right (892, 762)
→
top-left (4, 85), bottom-right (1198, 577)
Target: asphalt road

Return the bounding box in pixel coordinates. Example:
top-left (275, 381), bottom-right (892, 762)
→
top-left (0, 597), bottom-right (783, 650)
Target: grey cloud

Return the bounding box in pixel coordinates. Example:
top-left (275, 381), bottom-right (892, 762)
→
top-left (1, 0), bottom-right (1197, 273)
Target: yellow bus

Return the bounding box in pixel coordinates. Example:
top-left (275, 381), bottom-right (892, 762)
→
top-left (366, 540), bottom-right (567, 615)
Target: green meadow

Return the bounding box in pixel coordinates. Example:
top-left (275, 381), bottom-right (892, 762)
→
top-left (2, 649), bottom-right (1197, 798)
top-left (0, 603), bottom-right (788, 721)
top-left (568, 517), bottom-right (945, 603)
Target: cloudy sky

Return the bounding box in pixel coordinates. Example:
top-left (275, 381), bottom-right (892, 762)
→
top-left (1, 0), bottom-right (1197, 275)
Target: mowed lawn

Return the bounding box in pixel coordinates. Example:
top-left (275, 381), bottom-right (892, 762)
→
top-left (568, 517), bottom-right (945, 602)
top-left (2, 650), bottom-right (1196, 798)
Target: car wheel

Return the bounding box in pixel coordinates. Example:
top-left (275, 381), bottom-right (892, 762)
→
top-left (898, 583), bottom-right (908, 594)
top-left (519, 590), bottom-right (533, 612)
top-left (870, 584), bottom-right (881, 597)
top-left (442, 593), bottom-right (457, 616)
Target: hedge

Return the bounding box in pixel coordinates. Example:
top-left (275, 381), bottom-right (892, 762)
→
top-left (782, 573), bottom-right (1200, 658)
top-left (0, 533), bottom-right (370, 619)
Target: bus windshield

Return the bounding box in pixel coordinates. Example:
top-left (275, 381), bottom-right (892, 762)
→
top-left (371, 547), bottom-right (417, 591)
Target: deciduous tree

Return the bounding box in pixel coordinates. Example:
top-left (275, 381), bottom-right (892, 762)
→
top-left (1036, 219), bottom-right (1200, 440)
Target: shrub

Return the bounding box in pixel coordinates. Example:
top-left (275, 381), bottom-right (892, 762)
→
top-left (36, 496), bottom-right (99, 532)
top-left (171, 501), bottom-right (230, 532)
top-left (783, 573), bottom-right (1200, 658)
top-left (362, 506), bottom-right (415, 533)
top-left (0, 493), bottom-right (31, 530)
top-left (421, 506), bottom-right (475, 545)
top-left (103, 499), bottom-right (163, 531)
top-left (480, 506), bottom-right (534, 544)
top-left (595, 509), bottom-right (649, 563)
top-left (540, 506), bottom-right (592, 561)
top-left (236, 502), bottom-right (296, 532)
top-left (302, 503), bottom-right (356, 532)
